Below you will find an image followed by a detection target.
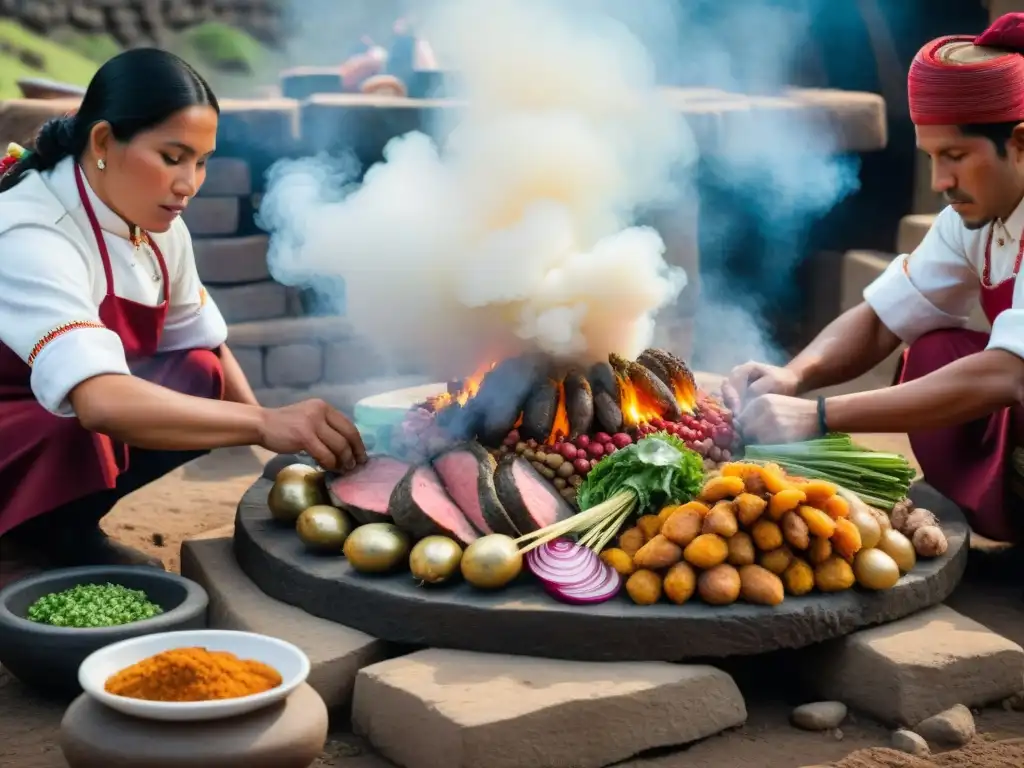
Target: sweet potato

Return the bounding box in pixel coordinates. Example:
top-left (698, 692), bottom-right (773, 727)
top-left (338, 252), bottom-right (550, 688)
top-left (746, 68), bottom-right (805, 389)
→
top-left (781, 510), bottom-right (810, 550)
top-left (600, 548), bottom-right (635, 577)
top-left (721, 462), bottom-right (769, 496)
top-left (798, 505), bottom-right (837, 539)
top-left (739, 564), bottom-right (785, 606)
top-left (814, 556), bottom-right (855, 592)
top-left (759, 546), bottom-right (794, 575)
top-left (636, 514), bottom-right (663, 541)
top-left (768, 489), bottom-right (806, 520)
top-left (683, 533), bottom-right (730, 569)
top-left (699, 475), bottom-right (745, 503)
top-left (663, 562), bottom-right (697, 605)
top-left (633, 534), bottom-right (683, 570)
top-left (698, 564), bottom-right (741, 605)
top-left (802, 479), bottom-right (839, 508)
top-left (618, 526), bottom-right (645, 557)
top-left (702, 502), bottom-right (739, 538)
top-left (727, 532), bottom-right (756, 566)
top-left (808, 536), bottom-right (832, 565)
top-left (626, 569), bottom-right (663, 605)
top-left (831, 517), bottom-right (863, 561)
top-left (751, 519), bottom-right (784, 552)
top-left (734, 493), bottom-right (768, 527)
top-left (783, 558), bottom-right (815, 596)
top-left (661, 508), bottom-right (703, 547)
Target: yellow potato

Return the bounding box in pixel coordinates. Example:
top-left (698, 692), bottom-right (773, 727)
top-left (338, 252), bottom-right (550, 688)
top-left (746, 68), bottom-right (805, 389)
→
top-left (618, 526), bottom-right (645, 557)
top-left (697, 564), bottom-right (742, 606)
top-left (636, 514), bottom-right (663, 541)
top-left (759, 546), bottom-right (794, 575)
top-left (751, 519), bottom-right (784, 552)
top-left (783, 558), bottom-right (815, 596)
top-left (814, 556), bottom-right (856, 592)
top-left (702, 502), bottom-right (739, 538)
top-left (798, 505), bottom-right (837, 539)
top-left (633, 534), bottom-right (683, 570)
top-left (699, 476), bottom-right (746, 503)
top-left (727, 531), bottom-right (756, 566)
top-left (831, 517), bottom-right (863, 561)
top-left (768, 489), bottom-right (806, 520)
top-left (739, 564), bottom-right (785, 606)
top-left (661, 508), bottom-right (704, 548)
top-left (781, 510), bottom-right (810, 550)
top-left (663, 562), bottom-right (697, 605)
top-left (599, 548), bottom-right (635, 577)
top-left (807, 536), bottom-right (832, 565)
top-left (683, 534), bottom-right (730, 569)
top-left (734, 493), bottom-right (768, 527)
top-left (625, 569), bottom-right (663, 605)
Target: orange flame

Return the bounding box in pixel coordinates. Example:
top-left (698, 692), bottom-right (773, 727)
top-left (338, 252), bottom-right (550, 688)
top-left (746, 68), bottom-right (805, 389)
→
top-left (430, 361), bottom-right (496, 410)
top-left (617, 375), bottom-right (669, 428)
top-left (546, 379), bottom-right (570, 444)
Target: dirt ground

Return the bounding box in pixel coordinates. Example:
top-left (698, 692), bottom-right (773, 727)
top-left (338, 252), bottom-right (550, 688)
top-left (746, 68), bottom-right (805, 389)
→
top-left (1, 437), bottom-right (1023, 768)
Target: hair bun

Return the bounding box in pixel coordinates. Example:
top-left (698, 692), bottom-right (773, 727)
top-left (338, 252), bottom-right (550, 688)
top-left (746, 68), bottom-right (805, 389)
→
top-left (33, 116), bottom-right (78, 163)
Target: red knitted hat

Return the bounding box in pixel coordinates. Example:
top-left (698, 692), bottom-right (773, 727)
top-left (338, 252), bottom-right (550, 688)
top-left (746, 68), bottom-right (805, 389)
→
top-left (909, 13), bottom-right (1024, 125)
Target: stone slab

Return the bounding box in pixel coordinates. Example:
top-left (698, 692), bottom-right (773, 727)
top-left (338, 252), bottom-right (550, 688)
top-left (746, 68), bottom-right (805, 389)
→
top-left (232, 479), bottom-right (968, 661)
top-left (805, 604), bottom-right (1024, 726)
top-left (183, 197), bottom-right (241, 237)
top-left (180, 537), bottom-right (389, 709)
top-left (61, 682), bottom-right (327, 768)
top-left (896, 214), bottom-right (936, 256)
top-left (352, 650), bottom-right (746, 768)
top-left (228, 316), bottom-right (356, 347)
top-left (265, 342), bottom-right (324, 388)
top-left (0, 98), bottom-right (79, 146)
top-left (251, 375), bottom-right (432, 414)
top-left (192, 235), bottom-right (270, 285)
top-left (199, 157), bottom-right (253, 197)
top-left (230, 345), bottom-right (265, 390)
top-left (211, 282), bottom-right (289, 324)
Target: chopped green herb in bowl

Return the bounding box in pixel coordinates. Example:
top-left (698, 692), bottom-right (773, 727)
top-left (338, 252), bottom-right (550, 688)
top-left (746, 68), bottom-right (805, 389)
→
top-left (26, 583), bottom-right (163, 628)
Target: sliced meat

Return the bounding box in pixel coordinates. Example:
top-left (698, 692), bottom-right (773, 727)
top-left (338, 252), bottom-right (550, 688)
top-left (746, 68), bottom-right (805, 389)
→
top-left (326, 456), bottom-right (409, 524)
top-left (431, 442), bottom-right (521, 537)
top-left (494, 454), bottom-right (575, 535)
top-left (389, 465), bottom-right (479, 545)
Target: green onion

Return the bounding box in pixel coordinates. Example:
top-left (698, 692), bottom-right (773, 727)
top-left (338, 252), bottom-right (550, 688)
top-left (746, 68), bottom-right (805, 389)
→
top-left (26, 583), bottom-right (163, 628)
top-left (742, 434), bottom-right (916, 511)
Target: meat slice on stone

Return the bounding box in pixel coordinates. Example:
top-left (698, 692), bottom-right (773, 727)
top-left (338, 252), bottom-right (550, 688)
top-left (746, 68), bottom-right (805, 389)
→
top-left (431, 442), bottom-right (521, 537)
top-left (494, 454), bottom-right (575, 535)
top-left (389, 465), bottom-right (479, 545)
top-left (327, 456), bottom-right (409, 525)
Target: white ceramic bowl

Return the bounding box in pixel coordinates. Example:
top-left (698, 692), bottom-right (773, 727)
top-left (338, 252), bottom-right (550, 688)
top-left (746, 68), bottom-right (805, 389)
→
top-left (78, 629), bottom-right (310, 722)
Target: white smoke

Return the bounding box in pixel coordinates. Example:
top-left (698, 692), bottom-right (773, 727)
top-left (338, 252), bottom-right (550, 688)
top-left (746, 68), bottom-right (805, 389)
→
top-left (258, 0), bottom-right (695, 379)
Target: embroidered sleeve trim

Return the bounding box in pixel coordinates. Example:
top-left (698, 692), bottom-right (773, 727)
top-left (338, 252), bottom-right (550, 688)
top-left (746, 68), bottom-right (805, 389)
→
top-left (28, 320), bottom-right (107, 366)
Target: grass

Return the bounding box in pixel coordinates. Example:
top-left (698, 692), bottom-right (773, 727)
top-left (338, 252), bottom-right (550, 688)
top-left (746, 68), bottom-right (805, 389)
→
top-left (0, 20), bottom-right (98, 99)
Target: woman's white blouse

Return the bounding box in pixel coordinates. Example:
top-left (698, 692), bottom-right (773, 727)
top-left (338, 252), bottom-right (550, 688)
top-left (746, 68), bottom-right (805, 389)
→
top-left (0, 156), bottom-right (228, 417)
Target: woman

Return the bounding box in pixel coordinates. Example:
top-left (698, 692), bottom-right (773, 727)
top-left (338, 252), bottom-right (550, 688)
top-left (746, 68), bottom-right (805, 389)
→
top-left (0, 48), bottom-right (365, 571)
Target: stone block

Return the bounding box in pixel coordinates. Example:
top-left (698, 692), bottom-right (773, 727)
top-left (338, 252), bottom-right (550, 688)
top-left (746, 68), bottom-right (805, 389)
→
top-left (227, 316), bottom-right (355, 347)
top-left (192, 235), bottom-right (270, 285)
top-left (323, 338), bottom-right (388, 384)
top-left (280, 67), bottom-right (345, 101)
top-left (840, 250), bottom-right (893, 313)
top-left (265, 343), bottom-right (324, 388)
top-left (183, 197), bottom-right (241, 237)
top-left (180, 537), bottom-right (388, 709)
top-left (199, 157), bottom-right (253, 197)
top-left (209, 282), bottom-right (289, 324)
top-left (230, 345), bottom-right (265, 389)
top-left (218, 98), bottom-right (300, 157)
top-left (897, 214), bottom-right (937, 256)
top-left (353, 650), bottom-right (746, 768)
top-left (0, 98), bottom-right (79, 146)
top-left (806, 604), bottom-right (1024, 726)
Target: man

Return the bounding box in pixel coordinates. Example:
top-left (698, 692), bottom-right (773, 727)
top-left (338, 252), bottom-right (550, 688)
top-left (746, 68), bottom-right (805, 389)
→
top-left (730, 13), bottom-right (1024, 543)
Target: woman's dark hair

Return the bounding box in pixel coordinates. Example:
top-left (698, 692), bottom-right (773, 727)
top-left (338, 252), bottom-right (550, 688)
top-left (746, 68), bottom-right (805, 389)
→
top-left (0, 48), bottom-right (218, 192)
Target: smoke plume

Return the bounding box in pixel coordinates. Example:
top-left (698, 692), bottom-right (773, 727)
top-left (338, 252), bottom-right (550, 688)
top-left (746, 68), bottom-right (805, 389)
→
top-left (259, 0), bottom-right (694, 379)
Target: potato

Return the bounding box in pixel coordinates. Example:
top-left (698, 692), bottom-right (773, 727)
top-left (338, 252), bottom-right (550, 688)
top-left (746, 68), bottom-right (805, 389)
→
top-left (798, 505), bottom-right (837, 539)
top-left (890, 498), bottom-right (914, 533)
top-left (721, 462), bottom-right (768, 495)
top-left (781, 510), bottom-right (810, 550)
top-left (600, 548), bottom-right (635, 577)
top-left (802, 479), bottom-right (839, 507)
top-left (727, 531), bottom-right (756, 566)
top-left (618, 526), bottom-right (646, 557)
top-left (699, 475), bottom-right (745, 503)
top-left (760, 464), bottom-right (794, 494)
top-left (633, 534), bottom-right (683, 570)
top-left (734, 493), bottom-right (768, 526)
top-left (768, 489), bottom-right (806, 520)
top-left (853, 548), bottom-right (900, 590)
top-left (625, 569), bottom-right (663, 605)
top-left (738, 564), bottom-right (785, 606)
top-left (663, 562), bottom-right (698, 605)
top-left (912, 525), bottom-right (948, 558)
top-left (807, 536), bottom-right (832, 565)
top-left (636, 514), bottom-right (663, 541)
top-left (822, 495), bottom-right (850, 519)
top-left (702, 502), bottom-right (739, 538)
top-left (902, 508), bottom-right (939, 538)
top-left (751, 519), bottom-right (784, 551)
top-left (683, 533), bottom-right (730, 569)
top-left (759, 546), bottom-right (794, 575)
top-left (814, 556), bottom-right (856, 592)
top-left (697, 564), bottom-right (742, 605)
top-left (831, 517), bottom-right (863, 561)
top-left (783, 558), bottom-right (815, 596)
top-left (661, 508), bottom-right (703, 547)
top-left (847, 508), bottom-right (882, 550)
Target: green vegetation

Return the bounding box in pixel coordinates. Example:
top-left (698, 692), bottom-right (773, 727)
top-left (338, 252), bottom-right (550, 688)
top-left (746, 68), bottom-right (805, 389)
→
top-left (0, 20), bottom-right (277, 101)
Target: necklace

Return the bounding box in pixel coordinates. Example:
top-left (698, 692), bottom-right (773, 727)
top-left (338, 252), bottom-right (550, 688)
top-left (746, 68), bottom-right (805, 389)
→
top-left (127, 226), bottom-right (160, 282)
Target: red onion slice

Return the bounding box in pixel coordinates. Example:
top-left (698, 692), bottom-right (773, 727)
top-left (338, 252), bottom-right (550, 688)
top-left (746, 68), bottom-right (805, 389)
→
top-left (526, 539), bottom-right (622, 605)
top-left (549, 567), bottom-right (622, 605)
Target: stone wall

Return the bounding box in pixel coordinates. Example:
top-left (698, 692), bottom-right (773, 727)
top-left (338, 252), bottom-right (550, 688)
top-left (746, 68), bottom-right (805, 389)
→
top-left (0, 0), bottom-right (285, 47)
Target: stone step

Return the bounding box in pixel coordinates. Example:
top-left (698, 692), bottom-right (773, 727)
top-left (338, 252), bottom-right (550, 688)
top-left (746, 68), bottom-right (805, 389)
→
top-left (193, 235), bottom-right (270, 285)
top-left (897, 214), bottom-right (937, 255)
top-left (179, 536), bottom-right (389, 709)
top-left (804, 604), bottom-right (1024, 727)
top-left (352, 649), bottom-right (746, 768)
top-left (183, 196), bottom-right (241, 237)
top-left (208, 281), bottom-right (294, 324)
top-left (254, 375), bottom-right (432, 414)
top-left (197, 157), bottom-right (253, 197)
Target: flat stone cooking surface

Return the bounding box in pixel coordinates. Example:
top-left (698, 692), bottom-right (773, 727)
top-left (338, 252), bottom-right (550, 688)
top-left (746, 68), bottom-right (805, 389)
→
top-left (233, 478), bottom-right (969, 661)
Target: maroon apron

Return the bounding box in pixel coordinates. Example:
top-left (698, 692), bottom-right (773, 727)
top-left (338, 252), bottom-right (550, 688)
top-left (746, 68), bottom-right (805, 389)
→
top-left (0, 164), bottom-right (224, 538)
top-left (897, 226), bottom-right (1024, 542)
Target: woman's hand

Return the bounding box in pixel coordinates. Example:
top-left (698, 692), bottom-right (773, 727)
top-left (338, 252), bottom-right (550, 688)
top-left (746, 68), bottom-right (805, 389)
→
top-left (727, 361), bottom-right (801, 409)
top-left (258, 399), bottom-right (367, 471)
top-left (737, 394), bottom-right (820, 444)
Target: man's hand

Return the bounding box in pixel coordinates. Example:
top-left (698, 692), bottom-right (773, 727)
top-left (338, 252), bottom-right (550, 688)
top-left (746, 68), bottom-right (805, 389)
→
top-left (727, 361), bottom-right (801, 409)
top-left (258, 399), bottom-right (367, 471)
top-left (737, 394), bottom-right (820, 444)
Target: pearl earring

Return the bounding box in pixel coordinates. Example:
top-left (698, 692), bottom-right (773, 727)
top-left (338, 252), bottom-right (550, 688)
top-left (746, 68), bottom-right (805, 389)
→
top-left (97, 159), bottom-right (106, 171)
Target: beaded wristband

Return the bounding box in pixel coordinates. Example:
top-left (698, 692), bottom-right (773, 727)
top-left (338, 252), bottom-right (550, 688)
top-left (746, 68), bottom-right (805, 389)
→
top-left (816, 396), bottom-right (829, 436)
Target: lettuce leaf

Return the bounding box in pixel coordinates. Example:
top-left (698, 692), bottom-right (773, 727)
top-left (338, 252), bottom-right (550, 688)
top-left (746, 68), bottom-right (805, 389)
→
top-left (577, 432), bottom-right (705, 513)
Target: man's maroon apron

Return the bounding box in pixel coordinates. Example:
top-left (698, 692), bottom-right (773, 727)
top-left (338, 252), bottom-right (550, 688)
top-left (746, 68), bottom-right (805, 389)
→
top-left (0, 165), bottom-right (224, 538)
top-left (897, 226), bottom-right (1024, 542)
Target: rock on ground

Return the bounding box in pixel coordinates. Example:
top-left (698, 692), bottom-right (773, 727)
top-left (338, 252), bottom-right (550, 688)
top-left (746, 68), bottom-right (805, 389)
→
top-left (890, 729), bottom-right (930, 757)
top-left (792, 702), bottom-right (848, 731)
top-left (914, 704), bottom-right (975, 748)
top-left (805, 604), bottom-right (1024, 726)
top-left (352, 650), bottom-right (747, 768)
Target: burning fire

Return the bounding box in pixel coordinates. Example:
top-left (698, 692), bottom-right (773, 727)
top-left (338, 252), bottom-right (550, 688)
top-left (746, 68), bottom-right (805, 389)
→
top-left (428, 361), bottom-right (496, 410)
top-left (618, 376), bottom-right (670, 428)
